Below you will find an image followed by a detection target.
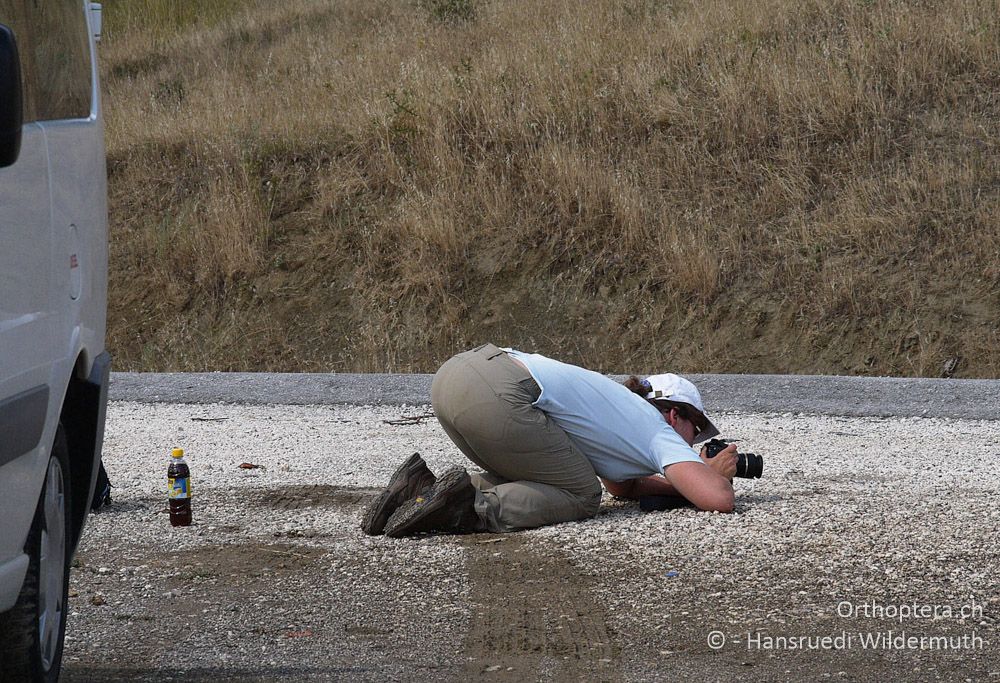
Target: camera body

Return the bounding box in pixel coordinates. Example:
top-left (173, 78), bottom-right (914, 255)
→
top-left (703, 439), bottom-right (763, 479)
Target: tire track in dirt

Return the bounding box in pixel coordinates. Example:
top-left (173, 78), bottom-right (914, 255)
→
top-left (457, 534), bottom-right (621, 682)
top-left (309, 485), bottom-right (624, 680)
top-left (263, 484), bottom-right (380, 510)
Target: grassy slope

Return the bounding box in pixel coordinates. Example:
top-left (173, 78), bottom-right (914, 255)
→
top-left (101, 0), bottom-right (1000, 376)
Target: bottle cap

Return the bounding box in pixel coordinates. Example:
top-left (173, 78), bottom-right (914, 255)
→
top-left (171, 448), bottom-right (184, 458)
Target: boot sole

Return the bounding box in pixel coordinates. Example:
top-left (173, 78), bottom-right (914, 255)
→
top-left (360, 453), bottom-right (433, 536)
top-left (384, 467), bottom-right (470, 538)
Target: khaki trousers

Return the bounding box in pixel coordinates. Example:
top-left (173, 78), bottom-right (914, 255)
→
top-left (431, 344), bottom-right (603, 532)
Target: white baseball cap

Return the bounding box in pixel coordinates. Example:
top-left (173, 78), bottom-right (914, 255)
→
top-left (642, 373), bottom-right (719, 443)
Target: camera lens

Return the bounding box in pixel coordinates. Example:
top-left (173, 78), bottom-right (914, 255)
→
top-left (735, 453), bottom-right (763, 479)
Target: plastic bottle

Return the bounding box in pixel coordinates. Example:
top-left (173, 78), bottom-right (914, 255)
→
top-left (167, 447), bottom-right (192, 526)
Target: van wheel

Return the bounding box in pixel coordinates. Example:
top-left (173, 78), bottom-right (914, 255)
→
top-left (0, 424), bottom-right (72, 682)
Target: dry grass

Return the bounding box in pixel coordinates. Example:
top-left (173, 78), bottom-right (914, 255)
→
top-left (102, 0), bottom-right (1000, 376)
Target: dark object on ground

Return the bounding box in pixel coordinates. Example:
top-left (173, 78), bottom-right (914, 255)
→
top-left (639, 495), bottom-right (695, 512)
top-left (90, 461), bottom-right (112, 511)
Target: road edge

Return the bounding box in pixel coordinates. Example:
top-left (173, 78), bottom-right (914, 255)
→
top-left (109, 372), bottom-right (1000, 420)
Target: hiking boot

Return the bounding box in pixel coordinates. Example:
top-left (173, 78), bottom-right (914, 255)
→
top-left (360, 453), bottom-right (436, 536)
top-left (384, 466), bottom-right (482, 538)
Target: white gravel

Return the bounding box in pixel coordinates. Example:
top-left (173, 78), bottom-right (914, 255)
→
top-left (63, 401), bottom-right (1000, 682)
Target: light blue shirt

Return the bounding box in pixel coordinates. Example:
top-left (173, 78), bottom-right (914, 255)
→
top-left (505, 349), bottom-right (702, 481)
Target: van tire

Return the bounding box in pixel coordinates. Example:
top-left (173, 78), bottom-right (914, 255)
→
top-left (0, 424), bottom-right (72, 682)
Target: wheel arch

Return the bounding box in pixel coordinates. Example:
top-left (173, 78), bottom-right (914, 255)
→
top-left (59, 350), bottom-right (111, 554)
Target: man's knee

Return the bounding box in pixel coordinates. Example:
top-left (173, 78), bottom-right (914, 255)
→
top-left (580, 479), bottom-right (603, 517)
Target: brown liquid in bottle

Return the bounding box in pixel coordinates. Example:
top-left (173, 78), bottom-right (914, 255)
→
top-left (168, 450), bottom-right (192, 527)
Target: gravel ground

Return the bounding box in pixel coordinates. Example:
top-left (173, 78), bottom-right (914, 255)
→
top-left (63, 401), bottom-right (1000, 682)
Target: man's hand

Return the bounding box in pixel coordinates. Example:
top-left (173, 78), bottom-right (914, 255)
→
top-left (700, 443), bottom-right (737, 481)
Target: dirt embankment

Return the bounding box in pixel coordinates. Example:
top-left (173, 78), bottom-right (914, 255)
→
top-left (101, 0), bottom-right (1000, 377)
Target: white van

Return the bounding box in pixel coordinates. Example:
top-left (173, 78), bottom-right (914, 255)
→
top-left (0, 1), bottom-right (110, 680)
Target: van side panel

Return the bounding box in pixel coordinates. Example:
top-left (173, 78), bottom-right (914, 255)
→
top-left (0, 0), bottom-right (109, 620)
top-left (0, 123), bottom-right (52, 338)
top-left (0, 121), bottom-right (57, 564)
top-left (39, 0), bottom-right (109, 551)
top-left (43, 115), bottom-right (107, 366)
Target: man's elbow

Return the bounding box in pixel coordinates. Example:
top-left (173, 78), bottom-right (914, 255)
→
top-left (697, 489), bottom-right (735, 513)
top-left (601, 477), bottom-right (635, 499)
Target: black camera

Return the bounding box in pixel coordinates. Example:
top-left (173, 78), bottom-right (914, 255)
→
top-left (703, 439), bottom-right (763, 479)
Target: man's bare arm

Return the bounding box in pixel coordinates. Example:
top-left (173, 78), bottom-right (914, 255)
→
top-left (600, 475), bottom-right (682, 500)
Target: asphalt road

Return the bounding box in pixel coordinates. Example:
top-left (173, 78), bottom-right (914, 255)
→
top-left (110, 371), bottom-right (1000, 419)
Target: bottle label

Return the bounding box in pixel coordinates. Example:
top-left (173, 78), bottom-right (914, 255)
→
top-left (168, 477), bottom-right (191, 499)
